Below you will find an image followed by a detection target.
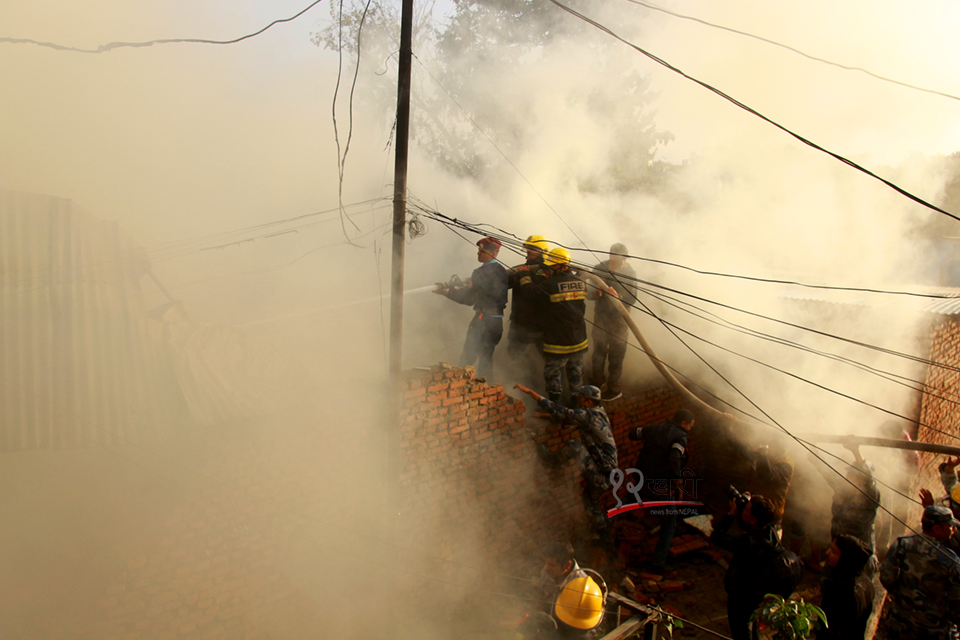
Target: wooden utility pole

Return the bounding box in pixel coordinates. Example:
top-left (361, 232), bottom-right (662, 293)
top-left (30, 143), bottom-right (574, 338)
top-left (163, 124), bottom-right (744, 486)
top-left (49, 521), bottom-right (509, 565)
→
top-left (389, 0), bottom-right (414, 376)
top-left (386, 0), bottom-right (414, 506)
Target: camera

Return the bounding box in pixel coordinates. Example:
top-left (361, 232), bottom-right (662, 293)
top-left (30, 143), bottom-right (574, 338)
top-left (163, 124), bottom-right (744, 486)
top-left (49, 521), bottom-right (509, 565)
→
top-left (726, 485), bottom-right (752, 514)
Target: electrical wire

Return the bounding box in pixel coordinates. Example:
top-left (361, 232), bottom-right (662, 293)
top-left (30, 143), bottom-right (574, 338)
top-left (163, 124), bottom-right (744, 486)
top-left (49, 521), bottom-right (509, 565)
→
top-left (4, 198), bottom-right (392, 292)
top-left (416, 47), bottom-right (958, 308)
top-left (545, 0), bottom-right (960, 225)
top-left (631, 293), bottom-right (960, 443)
top-left (583, 249), bottom-right (958, 300)
top-left (0, 0), bottom-right (326, 53)
top-left (434, 212), bottom-right (939, 529)
top-left (635, 283), bottom-right (960, 409)
top-left (420, 209), bottom-right (960, 443)
top-left (617, 284), bottom-right (952, 556)
top-left (331, 0), bottom-right (373, 242)
top-left (623, 0), bottom-right (960, 104)
top-left (167, 217), bottom-right (393, 292)
top-left (411, 205), bottom-right (960, 378)
top-left (407, 208), bottom-right (959, 300)
top-left (431, 216), bottom-right (934, 559)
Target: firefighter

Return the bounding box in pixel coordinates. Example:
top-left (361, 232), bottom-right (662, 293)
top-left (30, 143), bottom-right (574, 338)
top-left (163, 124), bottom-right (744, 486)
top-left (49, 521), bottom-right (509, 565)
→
top-left (506, 235), bottom-right (549, 382)
top-left (524, 247), bottom-right (610, 402)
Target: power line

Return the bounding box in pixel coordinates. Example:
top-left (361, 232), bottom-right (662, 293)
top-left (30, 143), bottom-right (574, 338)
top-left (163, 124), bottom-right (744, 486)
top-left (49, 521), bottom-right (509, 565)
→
top-left (633, 293), bottom-right (960, 443)
top-left (412, 205), bottom-right (960, 377)
top-left (419, 208), bottom-right (960, 444)
top-left (578, 249), bottom-right (959, 300)
top-left (623, 0), bottom-right (960, 104)
top-left (409, 204), bottom-right (958, 300)
top-left (330, 0), bottom-right (374, 243)
top-left (435, 214), bottom-right (943, 549)
top-left (620, 284), bottom-right (959, 560)
top-left (0, 0), bottom-right (326, 53)
top-left (484, 221), bottom-right (929, 511)
top-left (545, 0), bottom-right (960, 225)
top-left (636, 284), bottom-right (960, 409)
top-left (4, 199), bottom-right (392, 292)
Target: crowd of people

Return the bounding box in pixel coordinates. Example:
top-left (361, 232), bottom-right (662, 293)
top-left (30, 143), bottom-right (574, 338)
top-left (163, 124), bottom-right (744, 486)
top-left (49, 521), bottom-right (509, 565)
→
top-left (522, 437), bottom-right (960, 640)
top-left (436, 236), bottom-right (960, 640)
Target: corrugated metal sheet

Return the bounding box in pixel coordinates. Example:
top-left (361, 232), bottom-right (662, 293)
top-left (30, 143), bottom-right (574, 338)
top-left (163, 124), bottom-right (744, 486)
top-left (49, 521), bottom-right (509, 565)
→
top-left (1, 190), bottom-right (310, 451)
top-left (0, 190), bottom-right (188, 451)
top-left (780, 285), bottom-right (960, 315)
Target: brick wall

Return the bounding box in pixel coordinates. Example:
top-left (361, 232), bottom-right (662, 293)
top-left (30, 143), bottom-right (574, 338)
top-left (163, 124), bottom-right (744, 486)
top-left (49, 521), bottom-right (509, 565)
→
top-left (918, 317), bottom-right (960, 495)
top-left (395, 365), bottom-right (696, 565)
top-left (395, 364), bottom-right (582, 567)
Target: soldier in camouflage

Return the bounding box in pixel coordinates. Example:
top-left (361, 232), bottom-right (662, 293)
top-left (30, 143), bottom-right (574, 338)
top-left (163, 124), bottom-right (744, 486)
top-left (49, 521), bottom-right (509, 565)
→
top-left (918, 457), bottom-right (960, 557)
top-left (514, 383), bottom-right (618, 531)
top-left (877, 505), bottom-right (960, 640)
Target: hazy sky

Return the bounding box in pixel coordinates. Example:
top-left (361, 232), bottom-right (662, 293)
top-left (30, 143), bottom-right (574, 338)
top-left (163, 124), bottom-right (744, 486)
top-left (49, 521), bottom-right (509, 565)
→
top-left (3, 0), bottom-right (960, 393)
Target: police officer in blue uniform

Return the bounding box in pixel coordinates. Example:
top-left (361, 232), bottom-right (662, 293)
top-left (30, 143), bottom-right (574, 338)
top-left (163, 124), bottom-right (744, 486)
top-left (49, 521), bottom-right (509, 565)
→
top-left (514, 383), bottom-right (618, 533)
top-left (435, 237), bottom-right (509, 380)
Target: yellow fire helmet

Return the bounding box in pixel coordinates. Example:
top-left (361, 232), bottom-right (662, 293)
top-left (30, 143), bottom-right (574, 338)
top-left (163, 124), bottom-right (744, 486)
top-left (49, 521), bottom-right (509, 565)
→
top-left (554, 576), bottom-right (604, 631)
top-left (543, 247), bottom-right (571, 267)
top-left (523, 234), bottom-right (550, 253)
top-left (951, 484), bottom-right (960, 506)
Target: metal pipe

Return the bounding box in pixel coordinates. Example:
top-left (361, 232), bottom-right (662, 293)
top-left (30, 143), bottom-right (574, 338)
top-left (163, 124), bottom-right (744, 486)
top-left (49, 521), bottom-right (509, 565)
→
top-left (801, 434), bottom-right (960, 457)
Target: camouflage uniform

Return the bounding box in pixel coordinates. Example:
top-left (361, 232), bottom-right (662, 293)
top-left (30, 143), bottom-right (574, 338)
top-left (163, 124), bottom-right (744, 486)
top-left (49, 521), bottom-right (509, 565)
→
top-left (877, 533), bottom-right (960, 640)
top-left (537, 397), bottom-right (618, 529)
top-left (940, 468), bottom-right (960, 557)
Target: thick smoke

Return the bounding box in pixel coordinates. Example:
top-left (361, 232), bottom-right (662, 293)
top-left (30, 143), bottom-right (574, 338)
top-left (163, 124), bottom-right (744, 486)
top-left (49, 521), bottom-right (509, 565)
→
top-left (2, 0), bottom-right (960, 637)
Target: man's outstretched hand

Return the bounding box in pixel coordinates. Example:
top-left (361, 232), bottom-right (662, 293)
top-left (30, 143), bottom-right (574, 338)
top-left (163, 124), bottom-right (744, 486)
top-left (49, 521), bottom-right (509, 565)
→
top-left (513, 384), bottom-right (541, 401)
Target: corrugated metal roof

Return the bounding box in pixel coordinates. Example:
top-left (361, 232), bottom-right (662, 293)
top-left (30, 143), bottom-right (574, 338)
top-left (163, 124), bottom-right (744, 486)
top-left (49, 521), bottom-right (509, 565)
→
top-left (779, 285), bottom-right (960, 315)
top-left (0, 190), bottom-right (186, 451)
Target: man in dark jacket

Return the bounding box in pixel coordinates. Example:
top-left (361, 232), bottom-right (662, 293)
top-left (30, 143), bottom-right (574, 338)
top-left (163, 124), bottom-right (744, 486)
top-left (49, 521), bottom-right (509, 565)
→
top-left (590, 243), bottom-right (638, 402)
top-left (434, 237), bottom-right (509, 380)
top-left (819, 534), bottom-right (875, 640)
top-left (710, 496), bottom-right (786, 640)
top-left (750, 440), bottom-right (794, 525)
top-left (506, 235), bottom-right (548, 383)
top-left (813, 445), bottom-right (880, 552)
top-left (628, 408), bottom-right (695, 570)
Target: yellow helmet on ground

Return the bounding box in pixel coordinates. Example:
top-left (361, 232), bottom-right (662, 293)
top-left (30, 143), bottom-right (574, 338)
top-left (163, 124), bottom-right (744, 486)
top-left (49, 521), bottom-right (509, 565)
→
top-left (554, 576), bottom-right (604, 630)
top-left (544, 247), bottom-right (571, 267)
top-left (523, 235), bottom-right (550, 253)
top-left (951, 484), bottom-right (960, 506)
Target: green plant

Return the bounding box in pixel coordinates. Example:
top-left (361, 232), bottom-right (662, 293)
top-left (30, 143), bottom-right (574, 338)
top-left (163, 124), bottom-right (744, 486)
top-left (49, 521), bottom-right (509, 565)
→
top-left (750, 594), bottom-right (827, 640)
top-left (655, 607), bottom-right (684, 639)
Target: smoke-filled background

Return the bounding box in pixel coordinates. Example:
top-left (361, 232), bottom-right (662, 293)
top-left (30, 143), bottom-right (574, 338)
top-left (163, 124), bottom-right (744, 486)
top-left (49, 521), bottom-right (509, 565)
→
top-left (3, 0), bottom-right (960, 636)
